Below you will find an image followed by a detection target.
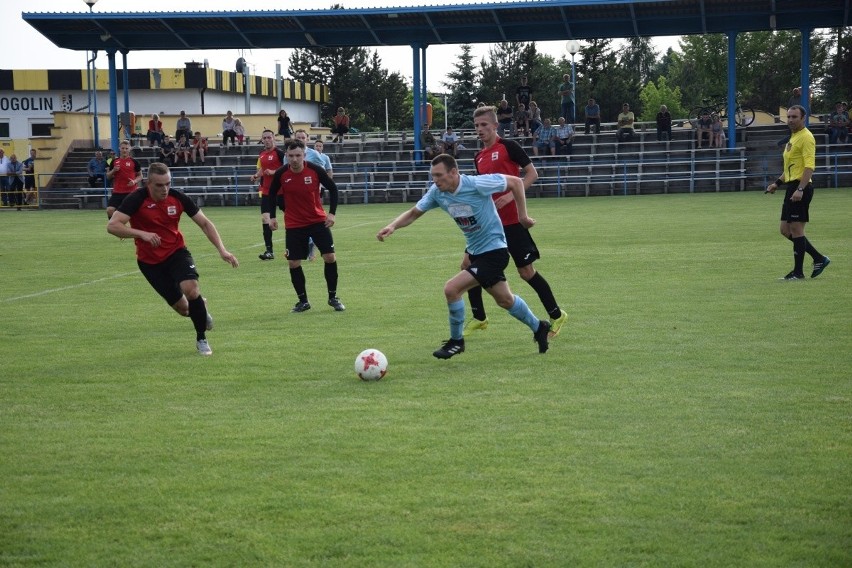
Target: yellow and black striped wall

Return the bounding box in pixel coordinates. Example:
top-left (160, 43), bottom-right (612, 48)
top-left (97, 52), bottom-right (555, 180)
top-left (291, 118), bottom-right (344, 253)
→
top-left (0, 68), bottom-right (328, 104)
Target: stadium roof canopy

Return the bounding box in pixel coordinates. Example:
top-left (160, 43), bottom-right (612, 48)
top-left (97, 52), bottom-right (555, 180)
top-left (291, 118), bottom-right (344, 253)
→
top-left (22, 0), bottom-right (848, 54)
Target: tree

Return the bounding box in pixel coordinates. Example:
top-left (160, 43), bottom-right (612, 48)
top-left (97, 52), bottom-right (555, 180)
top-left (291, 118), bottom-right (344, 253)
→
top-left (476, 42), bottom-right (538, 106)
top-left (572, 38), bottom-right (633, 122)
top-left (288, 46), bottom-right (408, 132)
top-left (638, 76), bottom-right (686, 120)
top-left (443, 44), bottom-right (478, 128)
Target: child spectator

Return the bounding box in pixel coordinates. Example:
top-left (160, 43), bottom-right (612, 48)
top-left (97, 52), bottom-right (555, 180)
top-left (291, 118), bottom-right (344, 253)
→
top-left (514, 103), bottom-right (530, 137)
top-left (176, 134), bottom-right (192, 166)
top-left (191, 131), bottom-right (208, 165)
top-left (441, 127), bottom-right (459, 157)
top-left (234, 118), bottom-right (246, 145)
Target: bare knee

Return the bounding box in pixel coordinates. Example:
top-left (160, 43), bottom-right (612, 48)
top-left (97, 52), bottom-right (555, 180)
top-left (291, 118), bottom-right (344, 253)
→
top-left (517, 264), bottom-right (536, 281)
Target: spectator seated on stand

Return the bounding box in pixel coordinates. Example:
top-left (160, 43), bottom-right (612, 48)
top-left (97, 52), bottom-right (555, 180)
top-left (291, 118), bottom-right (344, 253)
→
top-left (828, 101), bottom-right (849, 145)
top-left (441, 127), bottom-right (460, 157)
top-left (532, 118), bottom-right (556, 156)
top-left (496, 100), bottom-right (514, 138)
top-left (616, 103), bottom-right (635, 143)
top-left (87, 151), bottom-right (107, 187)
top-left (554, 117), bottom-right (575, 155)
top-left (514, 103), bottom-right (530, 138)
top-left (331, 107), bottom-right (350, 143)
top-left (221, 111), bottom-right (237, 147)
top-left (696, 110), bottom-right (713, 148)
top-left (420, 126), bottom-right (440, 162)
top-left (191, 131), bottom-right (208, 165)
top-left (146, 114), bottom-right (164, 148)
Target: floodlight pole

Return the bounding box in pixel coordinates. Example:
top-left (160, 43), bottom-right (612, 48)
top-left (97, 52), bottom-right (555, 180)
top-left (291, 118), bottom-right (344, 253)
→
top-left (84, 0), bottom-right (100, 147)
top-left (566, 40), bottom-right (581, 124)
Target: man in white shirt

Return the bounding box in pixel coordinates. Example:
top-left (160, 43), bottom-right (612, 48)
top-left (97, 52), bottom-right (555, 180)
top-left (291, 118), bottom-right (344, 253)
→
top-left (0, 148), bottom-right (10, 207)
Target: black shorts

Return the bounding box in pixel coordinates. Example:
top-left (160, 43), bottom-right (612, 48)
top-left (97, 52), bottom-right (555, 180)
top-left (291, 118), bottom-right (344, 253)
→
top-left (24, 177), bottom-right (35, 190)
top-left (137, 248), bottom-right (199, 306)
top-left (286, 222), bottom-right (334, 260)
top-left (504, 223), bottom-right (540, 268)
top-left (466, 248), bottom-right (510, 289)
top-left (107, 192), bottom-right (132, 209)
top-left (781, 181), bottom-right (813, 223)
top-left (260, 193), bottom-right (285, 213)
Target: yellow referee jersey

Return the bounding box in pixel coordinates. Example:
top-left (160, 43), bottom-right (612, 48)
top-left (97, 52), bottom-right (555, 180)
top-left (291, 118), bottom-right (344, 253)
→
top-left (783, 127), bottom-right (816, 182)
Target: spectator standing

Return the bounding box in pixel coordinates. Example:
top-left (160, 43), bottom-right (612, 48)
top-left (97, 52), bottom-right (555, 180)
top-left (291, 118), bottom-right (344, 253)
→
top-left (331, 107), bottom-right (350, 143)
top-left (557, 73), bottom-right (575, 122)
top-left (376, 154), bottom-right (551, 359)
top-left (105, 140), bottom-right (142, 219)
top-left (146, 114), bottom-right (164, 148)
top-left (532, 117), bottom-right (556, 156)
top-left (191, 131), bottom-right (208, 165)
top-left (175, 110), bottom-right (192, 142)
top-left (106, 162), bottom-right (239, 356)
top-left (233, 119), bottom-right (246, 145)
top-left (420, 125), bottom-right (440, 161)
top-left (158, 135), bottom-right (176, 167)
top-left (0, 148), bottom-right (9, 207)
top-left (515, 75), bottom-right (533, 109)
top-left (87, 150), bottom-right (108, 187)
top-left (496, 99), bottom-right (514, 138)
top-left (788, 87), bottom-right (803, 108)
top-left (7, 154), bottom-right (25, 209)
top-left (251, 129), bottom-right (286, 261)
top-left (221, 111), bottom-right (237, 147)
top-left (616, 103), bottom-right (635, 143)
top-left (554, 117), bottom-right (576, 155)
top-left (656, 104), bottom-right (672, 141)
top-left (527, 101), bottom-right (542, 134)
top-left (696, 110), bottom-right (712, 148)
top-left (827, 101), bottom-right (849, 145)
top-left (584, 98), bottom-right (601, 134)
top-left (764, 105), bottom-right (830, 281)
top-left (277, 110), bottom-right (293, 140)
top-left (464, 105), bottom-right (568, 338)
top-left (263, 139), bottom-right (345, 313)
top-left (22, 149), bottom-right (36, 204)
top-left (442, 127), bottom-right (460, 157)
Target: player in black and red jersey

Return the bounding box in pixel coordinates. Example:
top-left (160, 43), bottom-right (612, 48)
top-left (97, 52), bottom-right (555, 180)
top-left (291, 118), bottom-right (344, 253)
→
top-left (107, 162), bottom-right (239, 356)
top-left (262, 139), bottom-right (345, 313)
top-left (251, 129), bottom-right (286, 260)
top-left (105, 139), bottom-right (142, 219)
top-left (464, 105), bottom-right (568, 338)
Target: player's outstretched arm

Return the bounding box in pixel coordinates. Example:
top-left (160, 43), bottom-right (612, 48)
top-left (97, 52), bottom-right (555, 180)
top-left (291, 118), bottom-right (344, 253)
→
top-left (377, 207), bottom-right (424, 241)
top-left (506, 176), bottom-right (535, 228)
top-left (191, 211), bottom-right (239, 267)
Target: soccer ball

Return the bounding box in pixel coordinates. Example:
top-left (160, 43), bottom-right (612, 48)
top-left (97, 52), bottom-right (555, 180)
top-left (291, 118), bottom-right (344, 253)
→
top-left (354, 349), bottom-right (388, 381)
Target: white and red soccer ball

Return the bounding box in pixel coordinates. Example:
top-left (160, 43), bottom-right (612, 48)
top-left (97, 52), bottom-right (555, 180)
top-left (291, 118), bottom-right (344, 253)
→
top-left (354, 349), bottom-right (388, 381)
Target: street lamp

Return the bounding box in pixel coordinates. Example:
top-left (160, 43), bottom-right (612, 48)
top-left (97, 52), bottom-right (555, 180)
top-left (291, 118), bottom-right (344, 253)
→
top-left (565, 40), bottom-right (581, 124)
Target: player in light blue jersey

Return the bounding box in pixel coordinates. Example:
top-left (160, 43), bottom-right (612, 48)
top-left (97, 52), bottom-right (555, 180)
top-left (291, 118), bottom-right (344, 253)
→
top-left (377, 154), bottom-right (550, 359)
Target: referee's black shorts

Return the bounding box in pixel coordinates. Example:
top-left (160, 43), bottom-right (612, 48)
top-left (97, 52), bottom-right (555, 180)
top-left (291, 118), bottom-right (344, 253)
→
top-left (780, 180), bottom-right (813, 223)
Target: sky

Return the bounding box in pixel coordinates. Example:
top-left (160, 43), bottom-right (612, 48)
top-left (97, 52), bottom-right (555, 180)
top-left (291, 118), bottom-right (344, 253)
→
top-left (5, 0), bottom-right (681, 90)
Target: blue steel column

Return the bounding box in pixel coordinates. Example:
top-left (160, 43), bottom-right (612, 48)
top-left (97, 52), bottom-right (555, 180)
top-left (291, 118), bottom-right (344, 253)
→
top-left (107, 50), bottom-right (119, 153)
top-left (421, 46), bottom-right (428, 125)
top-left (412, 44), bottom-right (422, 160)
top-left (122, 50), bottom-right (130, 139)
top-left (726, 32), bottom-right (737, 151)
top-left (800, 29), bottom-right (812, 125)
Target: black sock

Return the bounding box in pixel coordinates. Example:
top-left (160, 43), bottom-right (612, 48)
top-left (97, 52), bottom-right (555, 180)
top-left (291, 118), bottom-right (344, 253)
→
top-left (526, 271), bottom-right (560, 318)
top-left (262, 223), bottom-right (273, 251)
top-left (187, 296), bottom-right (207, 341)
top-left (324, 261), bottom-right (339, 299)
top-left (290, 266), bottom-right (307, 302)
top-left (792, 237), bottom-right (806, 275)
top-left (804, 238), bottom-right (823, 261)
top-left (468, 286), bottom-right (486, 321)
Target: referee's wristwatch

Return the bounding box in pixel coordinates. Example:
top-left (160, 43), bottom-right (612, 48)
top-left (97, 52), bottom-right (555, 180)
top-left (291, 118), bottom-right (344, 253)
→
top-left (796, 187), bottom-right (805, 192)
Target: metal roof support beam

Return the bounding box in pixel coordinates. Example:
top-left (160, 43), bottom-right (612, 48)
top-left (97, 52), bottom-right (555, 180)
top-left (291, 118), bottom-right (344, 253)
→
top-left (358, 15), bottom-right (384, 46)
top-left (629, 4), bottom-right (640, 37)
top-left (699, 0), bottom-right (708, 34)
top-left (156, 18), bottom-right (192, 49)
top-left (122, 51), bottom-right (130, 131)
top-left (423, 14), bottom-right (443, 43)
top-left (559, 7), bottom-right (574, 38)
top-left (489, 10), bottom-right (508, 42)
top-left (225, 17), bottom-right (255, 47)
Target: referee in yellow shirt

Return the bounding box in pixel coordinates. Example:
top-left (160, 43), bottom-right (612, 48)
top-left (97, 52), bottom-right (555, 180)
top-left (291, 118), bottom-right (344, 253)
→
top-left (765, 105), bottom-right (831, 280)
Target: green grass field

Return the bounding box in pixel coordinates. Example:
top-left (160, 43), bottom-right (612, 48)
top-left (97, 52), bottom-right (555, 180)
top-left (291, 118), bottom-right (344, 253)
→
top-left (1, 190), bottom-right (850, 567)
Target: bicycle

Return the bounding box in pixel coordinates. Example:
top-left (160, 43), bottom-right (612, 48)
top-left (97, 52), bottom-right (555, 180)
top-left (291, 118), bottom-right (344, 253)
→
top-left (689, 93), bottom-right (755, 128)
